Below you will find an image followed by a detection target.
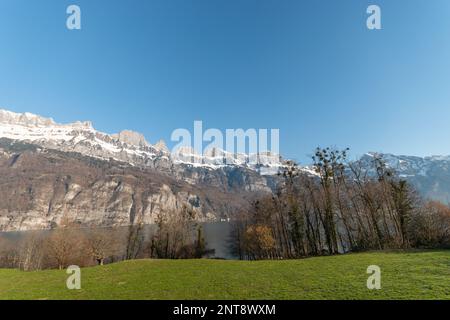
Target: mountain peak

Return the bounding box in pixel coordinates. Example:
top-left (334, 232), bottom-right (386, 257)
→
top-left (111, 130), bottom-right (150, 148)
top-left (0, 108), bottom-right (94, 130)
top-left (0, 109), bottom-right (56, 127)
top-left (154, 140), bottom-right (169, 152)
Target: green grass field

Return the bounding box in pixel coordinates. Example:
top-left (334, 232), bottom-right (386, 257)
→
top-left (0, 250), bottom-right (448, 300)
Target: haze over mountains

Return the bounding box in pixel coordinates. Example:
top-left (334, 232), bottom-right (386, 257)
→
top-left (0, 108), bottom-right (449, 231)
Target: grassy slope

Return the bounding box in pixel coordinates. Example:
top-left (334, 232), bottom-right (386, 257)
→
top-left (0, 250), bottom-right (448, 300)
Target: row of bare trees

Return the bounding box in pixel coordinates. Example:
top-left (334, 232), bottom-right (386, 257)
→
top-left (0, 224), bottom-right (120, 271)
top-left (230, 147), bottom-right (450, 260)
top-left (0, 206), bottom-right (214, 271)
top-left (147, 206), bottom-right (214, 259)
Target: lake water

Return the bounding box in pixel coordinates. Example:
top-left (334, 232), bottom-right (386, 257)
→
top-left (0, 222), bottom-right (235, 259)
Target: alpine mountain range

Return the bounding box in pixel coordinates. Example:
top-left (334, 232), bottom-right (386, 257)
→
top-left (0, 108), bottom-right (448, 231)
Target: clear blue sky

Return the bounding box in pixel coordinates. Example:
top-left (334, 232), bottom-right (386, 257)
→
top-left (1, 0), bottom-right (450, 164)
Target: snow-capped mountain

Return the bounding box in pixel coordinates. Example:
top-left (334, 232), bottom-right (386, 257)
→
top-left (0, 109), bottom-right (282, 175)
top-left (0, 109), bottom-right (282, 231)
top-left (0, 109), bottom-right (164, 163)
top-left (1, 108), bottom-right (449, 232)
top-left (2, 109), bottom-right (450, 197)
top-left (361, 152), bottom-right (450, 203)
top-left (361, 152), bottom-right (450, 177)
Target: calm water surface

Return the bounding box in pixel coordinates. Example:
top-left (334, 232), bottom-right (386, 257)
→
top-left (0, 222), bottom-right (235, 259)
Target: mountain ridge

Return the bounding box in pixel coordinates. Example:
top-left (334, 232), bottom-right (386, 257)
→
top-left (1, 108), bottom-right (450, 231)
top-left (0, 108), bottom-right (279, 231)
top-left (0, 108), bottom-right (282, 174)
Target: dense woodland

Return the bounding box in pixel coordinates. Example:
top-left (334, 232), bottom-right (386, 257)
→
top-left (0, 147), bottom-right (449, 270)
top-left (230, 148), bottom-right (450, 260)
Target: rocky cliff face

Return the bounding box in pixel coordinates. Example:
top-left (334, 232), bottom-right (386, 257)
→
top-left (0, 109), bottom-right (279, 231)
top-left (0, 138), bottom-right (262, 231)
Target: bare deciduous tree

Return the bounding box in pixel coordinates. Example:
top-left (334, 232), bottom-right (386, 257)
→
top-left (85, 229), bottom-right (118, 265)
